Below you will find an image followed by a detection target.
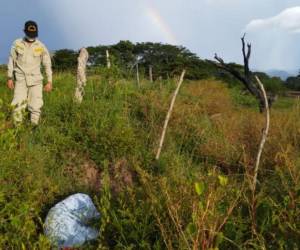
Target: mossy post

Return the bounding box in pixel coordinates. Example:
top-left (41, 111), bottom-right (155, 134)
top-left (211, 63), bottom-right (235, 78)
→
top-left (136, 63), bottom-right (140, 88)
top-left (75, 48), bottom-right (89, 103)
top-left (149, 65), bottom-right (153, 83)
top-left (106, 50), bottom-right (111, 69)
top-left (156, 70), bottom-right (186, 160)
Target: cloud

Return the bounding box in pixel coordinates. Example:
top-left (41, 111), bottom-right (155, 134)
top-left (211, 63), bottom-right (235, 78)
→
top-left (245, 6), bottom-right (300, 33)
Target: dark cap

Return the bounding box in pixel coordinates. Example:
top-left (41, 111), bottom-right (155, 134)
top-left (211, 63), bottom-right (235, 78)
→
top-left (24, 20), bottom-right (38, 38)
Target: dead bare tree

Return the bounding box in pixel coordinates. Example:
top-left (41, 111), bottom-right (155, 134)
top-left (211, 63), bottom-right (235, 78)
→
top-left (214, 34), bottom-right (270, 112)
top-left (215, 37), bottom-right (272, 238)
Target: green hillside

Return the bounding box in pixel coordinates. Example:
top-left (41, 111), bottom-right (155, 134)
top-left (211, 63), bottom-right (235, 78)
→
top-left (0, 70), bottom-right (299, 249)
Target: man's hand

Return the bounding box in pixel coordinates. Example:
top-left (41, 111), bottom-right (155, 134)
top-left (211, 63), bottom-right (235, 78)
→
top-left (7, 79), bottom-right (14, 90)
top-left (44, 82), bottom-right (52, 92)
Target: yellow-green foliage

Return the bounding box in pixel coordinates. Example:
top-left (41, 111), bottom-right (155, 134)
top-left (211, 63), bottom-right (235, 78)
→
top-left (0, 73), bottom-right (299, 249)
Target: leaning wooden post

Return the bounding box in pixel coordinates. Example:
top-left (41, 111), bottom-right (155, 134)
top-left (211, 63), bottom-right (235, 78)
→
top-left (136, 63), bottom-right (140, 88)
top-left (159, 76), bottom-right (162, 89)
top-left (253, 75), bottom-right (270, 193)
top-left (106, 50), bottom-right (111, 69)
top-left (74, 48), bottom-right (89, 103)
top-left (149, 65), bottom-right (153, 83)
top-left (156, 70), bottom-right (186, 160)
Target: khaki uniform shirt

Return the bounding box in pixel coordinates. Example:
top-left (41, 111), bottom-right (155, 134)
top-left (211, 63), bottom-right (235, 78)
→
top-left (7, 38), bottom-right (52, 86)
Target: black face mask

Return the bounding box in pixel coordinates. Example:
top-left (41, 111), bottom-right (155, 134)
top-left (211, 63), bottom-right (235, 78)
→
top-left (24, 36), bottom-right (36, 43)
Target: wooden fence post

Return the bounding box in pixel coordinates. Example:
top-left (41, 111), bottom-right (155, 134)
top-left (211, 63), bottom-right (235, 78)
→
top-left (106, 50), bottom-right (111, 69)
top-left (149, 65), bottom-right (153, 83)
top-left (136, 63), bottom-right (140, 88)
top-left (156, 70), bottom-right (186, 160)
top-left (74, 48), bottom-right (89, 103)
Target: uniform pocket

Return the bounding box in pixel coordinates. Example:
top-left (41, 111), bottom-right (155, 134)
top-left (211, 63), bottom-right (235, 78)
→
top-left (33, 47), bottom-right (44, 57)
top-left (33, 52), bottom-right (42, 57)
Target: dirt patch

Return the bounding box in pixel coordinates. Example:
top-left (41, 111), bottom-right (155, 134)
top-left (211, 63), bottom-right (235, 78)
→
top-left (63, 152), bottom-right (101, 191)
top-left (108, 159), bottom-right (135, 194)
top-left (81, 160), bottom-right (101, 190)
top-left (63, 153), bottom-right (135, 193)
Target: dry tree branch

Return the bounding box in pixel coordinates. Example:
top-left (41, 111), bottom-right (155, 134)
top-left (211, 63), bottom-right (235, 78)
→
top-left (249, 76), bottom-right (270, 238)
top-left (253, 75), bottom-right (270, 193)
top-left (156, 70), bottom-right (186, 160)
top-left (214, 54), bottom-right (246, 84)
top-left (214, 35), bottom-right (268, 112)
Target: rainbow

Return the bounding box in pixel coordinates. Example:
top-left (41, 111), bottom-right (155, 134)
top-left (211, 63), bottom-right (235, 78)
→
top-left (144, 2), bottom-right (179, 45)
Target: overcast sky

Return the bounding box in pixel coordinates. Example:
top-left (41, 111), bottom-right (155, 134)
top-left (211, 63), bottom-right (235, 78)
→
top-left (1, 0), bottom-right (300, 72)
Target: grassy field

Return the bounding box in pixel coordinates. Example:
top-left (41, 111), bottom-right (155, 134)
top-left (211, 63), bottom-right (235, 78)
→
top-left (0, 70), bottom-right (299, 249)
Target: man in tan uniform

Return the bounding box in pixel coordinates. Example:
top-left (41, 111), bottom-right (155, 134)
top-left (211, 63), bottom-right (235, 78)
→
top-left (7, 20), bottom-right (52, 125)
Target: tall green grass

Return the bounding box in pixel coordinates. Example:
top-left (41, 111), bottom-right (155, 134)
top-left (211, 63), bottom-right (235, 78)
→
top-left (0, 73), bottom-right (299, 249)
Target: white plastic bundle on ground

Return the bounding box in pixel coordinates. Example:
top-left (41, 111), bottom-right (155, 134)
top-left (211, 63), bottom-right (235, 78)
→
top-left (44, 193), bottom-right (100, 248)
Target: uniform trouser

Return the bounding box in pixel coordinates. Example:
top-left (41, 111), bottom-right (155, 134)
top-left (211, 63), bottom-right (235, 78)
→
top-left (11, 79), bottom-right (43, 125)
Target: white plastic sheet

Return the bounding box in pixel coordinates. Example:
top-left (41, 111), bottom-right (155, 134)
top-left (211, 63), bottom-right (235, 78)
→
top-left (44, 193), bottom-right (100, 248)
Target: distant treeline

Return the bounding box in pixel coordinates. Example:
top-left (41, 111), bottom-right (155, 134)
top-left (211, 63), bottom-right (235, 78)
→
top-left (285, 74), bottom-right (300, 91)
top-left (9, 40), bottom-right (293, 93)
top-left (53, 40), bottom-right (216, 80)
